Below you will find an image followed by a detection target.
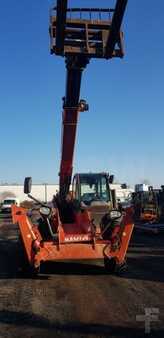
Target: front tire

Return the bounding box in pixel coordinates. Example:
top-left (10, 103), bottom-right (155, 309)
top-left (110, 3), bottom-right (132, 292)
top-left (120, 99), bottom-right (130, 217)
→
top-left (115, 261), bottom-right (127, 275)
top-left (104, 257), bottom-right (127, 275)
top-left (104, 257), bottom-right (116, 273)
top-left (18, 234), bottom-right (40, 277)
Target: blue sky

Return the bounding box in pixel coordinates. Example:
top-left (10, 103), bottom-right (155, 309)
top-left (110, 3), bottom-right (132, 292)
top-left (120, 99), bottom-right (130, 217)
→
top-left (0, 0), bottom-right (164, 187)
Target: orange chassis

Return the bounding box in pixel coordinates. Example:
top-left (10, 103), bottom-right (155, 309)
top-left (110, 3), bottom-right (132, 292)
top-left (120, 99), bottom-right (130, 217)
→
top-left (12, 205), bottom-right (134, 272)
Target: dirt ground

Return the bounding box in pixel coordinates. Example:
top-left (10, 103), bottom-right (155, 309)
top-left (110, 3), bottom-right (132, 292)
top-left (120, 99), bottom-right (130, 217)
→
top-left (0, 213), bottom-right (164, 338)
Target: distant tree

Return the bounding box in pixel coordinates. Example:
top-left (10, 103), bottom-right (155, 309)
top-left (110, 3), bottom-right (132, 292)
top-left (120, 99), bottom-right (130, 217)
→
top-left (0, 191), bottom-right (16, 201)
top-left (141, 179), bottom-right (151, 185)
top-left (20, 200), bottom-right (34, 209)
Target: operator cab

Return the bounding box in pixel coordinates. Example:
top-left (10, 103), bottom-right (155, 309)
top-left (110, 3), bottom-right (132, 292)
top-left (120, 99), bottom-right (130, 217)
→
top-left (72, 173), bottom-right (115, 225)
top-left (73, 173), bottom-right (111, 205)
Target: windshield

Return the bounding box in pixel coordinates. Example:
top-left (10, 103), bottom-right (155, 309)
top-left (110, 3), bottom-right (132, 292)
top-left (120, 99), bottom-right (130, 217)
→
top-left (79, 174), bottom-right (110, 205)
top-left (3, 200), bottom-right (16, 205)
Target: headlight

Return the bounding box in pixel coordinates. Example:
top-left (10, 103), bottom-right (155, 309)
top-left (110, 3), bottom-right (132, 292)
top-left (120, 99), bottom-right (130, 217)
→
top-left (40, 207), bottom-right (51, 217)
top-left (110, 210), bottom-right (122, 219)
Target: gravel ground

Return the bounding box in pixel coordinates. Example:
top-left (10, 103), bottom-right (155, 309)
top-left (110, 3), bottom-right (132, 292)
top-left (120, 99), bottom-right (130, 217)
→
top-left (0, 213), bottom-right (164, 338)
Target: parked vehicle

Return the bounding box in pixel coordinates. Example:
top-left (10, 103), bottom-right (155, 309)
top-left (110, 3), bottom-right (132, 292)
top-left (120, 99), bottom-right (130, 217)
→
top-left (1, 197), bottom-right (20, 213)
top-left (132, 187), bottom-right (159, 223)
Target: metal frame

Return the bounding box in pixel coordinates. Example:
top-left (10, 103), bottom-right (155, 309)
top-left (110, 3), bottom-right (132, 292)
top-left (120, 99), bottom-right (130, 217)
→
top-left (12, 205), bottom-right (134, 270)
top-left (105, 0), bottom-right (128, 58)
top-left (55, 0), bottom-right (67, 55)
top-left (50, 0), bottom-right (128, 59)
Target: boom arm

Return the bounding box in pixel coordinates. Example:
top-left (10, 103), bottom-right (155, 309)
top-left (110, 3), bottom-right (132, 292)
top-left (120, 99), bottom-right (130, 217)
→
top-left (59, 56), bottom-right (89, 200)
top-left (50, 0), bottom-right (128, 200)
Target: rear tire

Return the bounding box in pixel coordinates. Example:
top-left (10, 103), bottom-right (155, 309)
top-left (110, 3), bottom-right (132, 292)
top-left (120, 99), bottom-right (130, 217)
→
top-left (18, 234), bottom-right (40, 277)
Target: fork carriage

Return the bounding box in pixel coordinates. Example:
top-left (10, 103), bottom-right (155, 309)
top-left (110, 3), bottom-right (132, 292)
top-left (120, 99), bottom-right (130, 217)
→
top-left (49, 1), bottom-right (127, 59)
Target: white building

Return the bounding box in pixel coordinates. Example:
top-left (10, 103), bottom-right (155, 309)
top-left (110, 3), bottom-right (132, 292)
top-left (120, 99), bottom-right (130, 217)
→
top-left (0, 183), bottom-right (134, 203)
top-left (110, 184), bottom-right (134, 202)
top-left (0, 184), bottom-right (59, 203)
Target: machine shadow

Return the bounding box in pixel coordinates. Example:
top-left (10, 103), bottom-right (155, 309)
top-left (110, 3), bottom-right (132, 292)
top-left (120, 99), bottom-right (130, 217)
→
top-left (40, 231), bottom-right (164, 281)
top-left (1, 243), bottom-right (164, 283)
top-left (123, 255), bottom-right (164, 283)
top-left (41, 261), bottom-right (108, 276)
top-left (40, 255), bottom-right (164, 283)
top-left (0, 237), bottom-right (48, 280)
top-left (0, 310), bottom-right (163, 337)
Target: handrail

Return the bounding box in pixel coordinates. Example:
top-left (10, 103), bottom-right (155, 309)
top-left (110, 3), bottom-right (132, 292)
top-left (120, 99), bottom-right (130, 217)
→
top-left (53, 7), bottom-right (115, 13)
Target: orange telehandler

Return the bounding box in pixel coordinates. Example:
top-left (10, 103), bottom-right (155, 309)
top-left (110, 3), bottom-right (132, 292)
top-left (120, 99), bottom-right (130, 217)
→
top-left (132, 186), bottom-right (159, 224)
top-left (12, 0), bottom-right (134, 275)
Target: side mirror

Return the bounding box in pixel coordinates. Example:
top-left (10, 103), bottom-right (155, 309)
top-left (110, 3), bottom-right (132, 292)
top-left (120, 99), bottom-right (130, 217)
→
top-left (24, 177), bottom-right (32, 194)
top-left (109, 175), bottom-right (114, 184)
top-left (110, 210), bottom-right (122, 220)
